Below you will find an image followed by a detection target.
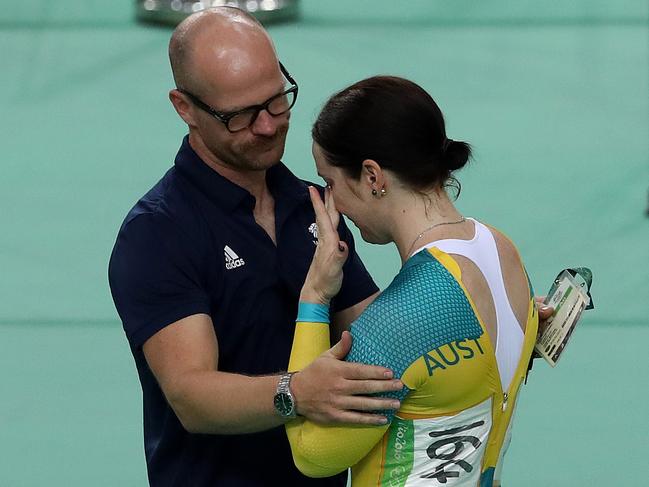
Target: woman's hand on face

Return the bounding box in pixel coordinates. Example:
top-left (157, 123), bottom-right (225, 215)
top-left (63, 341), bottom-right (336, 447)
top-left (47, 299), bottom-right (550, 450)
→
top-left (300, 186), bottom-right (349, 306)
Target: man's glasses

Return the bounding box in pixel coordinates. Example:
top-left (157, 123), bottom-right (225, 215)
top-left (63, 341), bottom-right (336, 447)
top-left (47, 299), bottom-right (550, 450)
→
top-left (179, 63), bottom-right (299, 133)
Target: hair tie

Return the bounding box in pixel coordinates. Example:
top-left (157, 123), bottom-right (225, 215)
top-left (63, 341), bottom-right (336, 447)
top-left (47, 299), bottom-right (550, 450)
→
top-left (441, 138), bottom-right (453, 152)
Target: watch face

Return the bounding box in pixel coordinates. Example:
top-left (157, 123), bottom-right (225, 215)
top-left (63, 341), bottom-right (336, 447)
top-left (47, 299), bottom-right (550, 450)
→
top-left (274, 392), bottom-right (294, 416)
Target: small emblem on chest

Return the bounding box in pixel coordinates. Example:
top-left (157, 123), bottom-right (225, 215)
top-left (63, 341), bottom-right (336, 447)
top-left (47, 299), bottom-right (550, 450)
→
top-left (308, 223), bottom-right (318, 245)
top-left (224, 245), bottom-right (245, 270)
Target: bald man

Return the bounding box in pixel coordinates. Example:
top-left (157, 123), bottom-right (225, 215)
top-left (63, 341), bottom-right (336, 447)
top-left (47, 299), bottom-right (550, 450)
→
top-left (108, 7), bottom-right (401, 486)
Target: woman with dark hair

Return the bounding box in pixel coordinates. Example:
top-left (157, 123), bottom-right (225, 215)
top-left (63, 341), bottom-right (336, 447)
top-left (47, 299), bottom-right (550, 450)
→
top-left (285, 76), bottom-right (538, 487)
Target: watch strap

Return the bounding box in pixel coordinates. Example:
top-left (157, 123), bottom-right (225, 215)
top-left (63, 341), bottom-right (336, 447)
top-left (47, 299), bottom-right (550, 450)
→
top-left (274, 372), bottom-right (297, 418)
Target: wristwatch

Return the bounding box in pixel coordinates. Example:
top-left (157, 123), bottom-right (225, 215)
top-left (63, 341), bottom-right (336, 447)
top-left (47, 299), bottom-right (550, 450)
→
top-left (274, 372), bottom-right (297, 419)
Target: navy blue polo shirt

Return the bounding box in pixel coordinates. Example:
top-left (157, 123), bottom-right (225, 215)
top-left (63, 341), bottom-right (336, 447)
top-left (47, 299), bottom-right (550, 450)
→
top-left (108, 136), bottom-right (378, 486)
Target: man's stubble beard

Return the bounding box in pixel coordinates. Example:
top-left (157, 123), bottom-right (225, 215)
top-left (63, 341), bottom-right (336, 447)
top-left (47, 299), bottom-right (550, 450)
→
top-left (220, 124), bottom-right (289, 172)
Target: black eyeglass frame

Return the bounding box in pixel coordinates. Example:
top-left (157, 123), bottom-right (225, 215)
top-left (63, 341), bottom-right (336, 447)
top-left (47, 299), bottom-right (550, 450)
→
top-left (178, 63), bottom-right (299, 133)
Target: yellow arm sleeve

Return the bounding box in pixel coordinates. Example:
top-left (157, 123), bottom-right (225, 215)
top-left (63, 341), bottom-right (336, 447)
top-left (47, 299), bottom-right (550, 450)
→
top-left (285, 321), bottom-right (389, 478)
top-left (287, 321), bottom-right (330, 373)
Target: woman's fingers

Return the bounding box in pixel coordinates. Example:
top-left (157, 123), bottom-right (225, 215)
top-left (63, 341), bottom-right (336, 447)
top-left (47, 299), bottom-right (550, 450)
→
top-left (324, 187), bottom-right (340, 230)
top-left (308, 186), bottom-right (339, 243)
top-left (309, 187), bottom-right (348, 265)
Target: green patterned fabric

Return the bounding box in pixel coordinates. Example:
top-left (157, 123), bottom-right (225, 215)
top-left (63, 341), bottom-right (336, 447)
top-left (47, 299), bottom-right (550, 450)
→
top-left (346, 249), bottom-right (484, 419)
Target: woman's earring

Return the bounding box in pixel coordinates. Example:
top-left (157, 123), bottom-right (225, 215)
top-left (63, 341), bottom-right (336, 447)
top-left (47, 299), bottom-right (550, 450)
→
top-left (371, 189), bottom-right (378, 196)
top-left (380, 188), bottom-right (387, 197)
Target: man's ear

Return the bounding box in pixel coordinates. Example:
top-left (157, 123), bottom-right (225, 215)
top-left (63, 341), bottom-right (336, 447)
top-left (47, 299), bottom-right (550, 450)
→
top-left (361, 159), bottom-right (386, 193)
top-left (169, 89), bottom-right (196, 127)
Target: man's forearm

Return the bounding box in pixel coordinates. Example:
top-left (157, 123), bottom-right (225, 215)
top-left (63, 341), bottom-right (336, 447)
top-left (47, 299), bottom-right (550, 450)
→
top-left (166, 370), bottom-right (285, 435)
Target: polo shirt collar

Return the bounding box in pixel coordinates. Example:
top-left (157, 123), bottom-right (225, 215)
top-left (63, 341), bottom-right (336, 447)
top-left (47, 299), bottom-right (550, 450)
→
top-left (174, 135), bottom-right (309, 212)
top-left (266, 157), bottom-right (310, 203)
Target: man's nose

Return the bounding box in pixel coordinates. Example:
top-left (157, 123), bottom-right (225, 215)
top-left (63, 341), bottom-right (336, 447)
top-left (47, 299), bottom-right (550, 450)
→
top-left (250, 109), bottom-right (279, 136)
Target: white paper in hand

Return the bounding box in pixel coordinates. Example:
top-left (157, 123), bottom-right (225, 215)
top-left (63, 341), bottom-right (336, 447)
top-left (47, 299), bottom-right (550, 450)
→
top-left (535, 268), bottom-right (593, 367)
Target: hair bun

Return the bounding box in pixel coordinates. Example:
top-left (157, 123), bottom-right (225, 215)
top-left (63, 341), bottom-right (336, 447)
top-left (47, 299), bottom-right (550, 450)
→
top-left (442, 139), bottom-right (471, 171)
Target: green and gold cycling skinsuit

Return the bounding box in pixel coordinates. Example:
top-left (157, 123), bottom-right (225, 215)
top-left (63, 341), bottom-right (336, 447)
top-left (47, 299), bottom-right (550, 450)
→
top-left (286, 241), bottom-right (538, 487)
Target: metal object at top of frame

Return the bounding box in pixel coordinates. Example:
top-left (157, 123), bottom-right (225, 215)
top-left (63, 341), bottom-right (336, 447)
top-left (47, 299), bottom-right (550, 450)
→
top-left (136, 0), bottom-right (300, 26)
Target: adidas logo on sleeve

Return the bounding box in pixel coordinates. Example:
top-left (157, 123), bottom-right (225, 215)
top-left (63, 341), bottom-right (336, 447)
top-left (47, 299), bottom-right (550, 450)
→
top-left (224, 245), bottom-right (245, 270)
